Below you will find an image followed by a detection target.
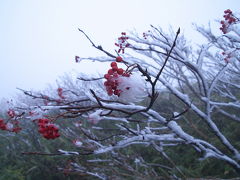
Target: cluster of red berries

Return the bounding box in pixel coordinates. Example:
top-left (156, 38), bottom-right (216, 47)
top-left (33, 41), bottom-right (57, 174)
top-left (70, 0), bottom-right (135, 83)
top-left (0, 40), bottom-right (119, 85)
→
top-left (57, 87), bottom-right (65, 99)
top-left (222, 51), bottom-right (232, 63)
top-left (0, 119), bottom-right (7, 130)
top-left (0, 119), bottom-right (22, 133)
top-left (143, 30), bottom-right (151, 39)
top-left (37, 118), bottom-right (60, 139)
top-left (220, 9), bottom-right (237, 34)
top-left (11, 126), bottom-right (22, 133)
top-left (115, 32), bottom-right (130, 54)
top-left (7, 109), bottom-right (16, 118)
top-left (0, 109), bottom-right (22, 133)
top-left (104, 56), bottom-right (130, 96)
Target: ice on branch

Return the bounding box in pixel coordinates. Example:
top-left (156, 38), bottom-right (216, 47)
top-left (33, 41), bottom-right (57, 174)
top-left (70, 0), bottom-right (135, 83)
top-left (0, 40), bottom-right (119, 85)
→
top-left (87, 109), bottom-right (103, 124)
top-left (73, 139), bottom-right (83, 147)
top-left (6, 9), bottom-right (240, 178)
top-left (58, 149), bottom-right (79, 155)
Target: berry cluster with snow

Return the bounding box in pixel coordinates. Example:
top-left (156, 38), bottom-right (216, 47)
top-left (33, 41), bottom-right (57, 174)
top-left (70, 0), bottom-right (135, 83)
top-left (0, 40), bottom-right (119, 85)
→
top-left (220, 9), bottom-right (238, 34)
top-left (115, 32), bottom-right (130, 54)
top-left (104, 57), bottom-right (130, 97)
top-left (0, 119), bottom-right (22, 133)
top-left (104, 56), bottom-right (147, 102)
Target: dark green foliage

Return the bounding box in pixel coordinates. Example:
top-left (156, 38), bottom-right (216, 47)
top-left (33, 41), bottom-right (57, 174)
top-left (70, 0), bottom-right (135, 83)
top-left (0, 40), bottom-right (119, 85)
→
top-left (0, 88), bottom-right (240, 179)
top-left (0, 117), bottom-right (81, 180)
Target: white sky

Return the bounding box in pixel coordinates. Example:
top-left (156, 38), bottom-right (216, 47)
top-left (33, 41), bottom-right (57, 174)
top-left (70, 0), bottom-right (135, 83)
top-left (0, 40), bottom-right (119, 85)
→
top-left (0, 0), bottom-right (239, 99)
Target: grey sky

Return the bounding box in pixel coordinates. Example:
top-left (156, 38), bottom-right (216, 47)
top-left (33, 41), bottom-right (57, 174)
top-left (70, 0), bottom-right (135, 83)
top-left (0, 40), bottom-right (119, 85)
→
top-left (0, 0), bottom-right (238, 99)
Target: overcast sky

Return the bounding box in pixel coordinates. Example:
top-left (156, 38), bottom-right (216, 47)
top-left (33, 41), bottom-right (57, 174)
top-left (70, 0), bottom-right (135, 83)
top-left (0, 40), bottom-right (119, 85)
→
top-left (0, 0), bottom-right (239, 99)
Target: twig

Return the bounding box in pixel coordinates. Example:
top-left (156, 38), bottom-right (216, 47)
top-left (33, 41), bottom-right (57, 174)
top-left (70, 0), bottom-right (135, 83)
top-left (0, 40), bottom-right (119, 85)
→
top-left (153, 28), bottom-right (180, 86)
top-left (78, 28), bottom-right (116, 58)
top-left (90, 89), bottom-right (103, 107)
top-left (133, 28), bottom-right (180, 114)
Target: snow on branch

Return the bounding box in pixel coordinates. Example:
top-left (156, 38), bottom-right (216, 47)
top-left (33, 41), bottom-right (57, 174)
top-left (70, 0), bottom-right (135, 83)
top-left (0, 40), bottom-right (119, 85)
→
top-left (5, 9), bottom-right (240, 178)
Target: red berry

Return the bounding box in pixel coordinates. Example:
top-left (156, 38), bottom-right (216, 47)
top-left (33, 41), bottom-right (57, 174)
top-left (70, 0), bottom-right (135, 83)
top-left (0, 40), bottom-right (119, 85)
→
top-left (111, 62), bottom-right (117, 67)
top-left (114, 89), bottom-right (121, 96)
top-left (114, 89), bottom-right (119, 95)
top-left (104, 81), bottom-right (109, 86)
top-left (112, 86), bottom-right (117, 90)
top-left (123, 73), bottom-right (130, 77)
top-left (112, 66), bottom-right (118, 72)
top-left (116, 56), bottom-right (123, 62)
top-left (108, 69), bottom-right (114, 75)
top-left (108, 81), bottom-right (114, 87)
top-left (117, 68), bottom-right (124, 75)
top-left (107, 89), bottom-right (113, 96)
top-left (104, 74), bottom-right (110, 79)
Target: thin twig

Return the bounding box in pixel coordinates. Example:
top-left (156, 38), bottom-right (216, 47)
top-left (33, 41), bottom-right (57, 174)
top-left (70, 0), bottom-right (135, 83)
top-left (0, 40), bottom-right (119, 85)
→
top-left (153, 28), bottom-right (180, 86)
top-left (90, 89), bottom-right (103, 107)
top-left (78, 28), bottom-right (116, 58)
